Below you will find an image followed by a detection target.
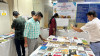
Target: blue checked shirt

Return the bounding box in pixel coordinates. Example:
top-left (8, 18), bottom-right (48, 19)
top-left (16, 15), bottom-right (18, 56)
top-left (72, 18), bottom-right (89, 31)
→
top-left (24, 18), bottom-right (40, 39)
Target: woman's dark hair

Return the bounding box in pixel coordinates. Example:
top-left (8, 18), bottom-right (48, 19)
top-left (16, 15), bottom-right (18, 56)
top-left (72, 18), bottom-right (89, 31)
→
top-left (86, 11), bottom-right (97, 17)
top-left (49, 13), bottom-right (59, 25)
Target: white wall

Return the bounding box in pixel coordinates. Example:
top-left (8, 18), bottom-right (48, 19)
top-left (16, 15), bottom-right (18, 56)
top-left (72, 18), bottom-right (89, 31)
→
top-left (33, 0), bottom-right (44, 27)
top-left (13, 0), bottom-right (45, 27)
top-left (14, 0), bottom-right (33, 17)
top-left (0, 3), bottom-right (10, 35)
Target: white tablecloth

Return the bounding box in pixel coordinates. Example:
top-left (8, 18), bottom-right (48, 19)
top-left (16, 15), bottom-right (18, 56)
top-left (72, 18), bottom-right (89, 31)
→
top-left (30, 46), bottom-right (41, 56)
top-left (0, 38), bottom-right (17, 56)
top-left (40, 29), bottom-right (89, 42)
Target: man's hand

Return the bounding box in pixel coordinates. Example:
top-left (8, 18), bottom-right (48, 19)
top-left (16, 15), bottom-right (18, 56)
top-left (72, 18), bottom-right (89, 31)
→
top-left (24, 37), bottom-right (28, 47)
top-left (24, 43), bottom-right (28, 47)
top-left (39, 35), bottom-right (47, 42)
top-left (41, 38), bottom-right (47, 42)
top-left (71, 24), bottom-right (83, 32)
top-left (71, 24), bottom-right (74, 28)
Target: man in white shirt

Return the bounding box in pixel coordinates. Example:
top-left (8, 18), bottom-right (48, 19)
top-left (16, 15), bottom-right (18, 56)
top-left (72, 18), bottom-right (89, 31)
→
top-left (71, 11), bottom-right (100, 56)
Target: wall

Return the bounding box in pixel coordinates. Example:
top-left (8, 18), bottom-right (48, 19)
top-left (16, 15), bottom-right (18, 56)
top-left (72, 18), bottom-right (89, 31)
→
top-left (13, 0), bottom-right (33, 17)
top-left (33, 0), bottom-right (44, 27)
top-left (33, 0), bottom-right (53, 28)
top-left (0, 3), bottom-right (10, 34)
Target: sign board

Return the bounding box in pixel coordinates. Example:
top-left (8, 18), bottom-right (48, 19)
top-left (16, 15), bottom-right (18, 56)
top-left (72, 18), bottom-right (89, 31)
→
top-left (53, 2), bottom-right (76, 19)
top-left (56, 18), bottom-right (69, 26)
top-left (76, 3), bottom-right (100, 23)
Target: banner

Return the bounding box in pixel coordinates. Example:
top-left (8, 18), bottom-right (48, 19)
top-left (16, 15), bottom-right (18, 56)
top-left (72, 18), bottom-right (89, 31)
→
top-left (53, 2), bottom-right (76, 19)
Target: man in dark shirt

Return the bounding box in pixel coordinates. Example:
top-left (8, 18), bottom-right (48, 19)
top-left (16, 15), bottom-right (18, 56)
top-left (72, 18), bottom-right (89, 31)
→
top-left (11, 11), bottom-right (26, 56)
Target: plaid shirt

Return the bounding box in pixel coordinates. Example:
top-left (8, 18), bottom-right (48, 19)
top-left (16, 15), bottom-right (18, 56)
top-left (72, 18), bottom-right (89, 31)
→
top-left (24, 18), bottom-right (40, 39)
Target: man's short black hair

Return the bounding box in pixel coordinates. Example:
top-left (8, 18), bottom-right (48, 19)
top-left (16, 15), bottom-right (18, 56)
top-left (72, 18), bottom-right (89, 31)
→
top-left (13, 11), bottom-right (19, 16)
top-left (35, 12), bottom-right (43, 18)
top-left (86, 11), bottom-right (97, 17)
top-left (31, 11), bottom-right (35, 16)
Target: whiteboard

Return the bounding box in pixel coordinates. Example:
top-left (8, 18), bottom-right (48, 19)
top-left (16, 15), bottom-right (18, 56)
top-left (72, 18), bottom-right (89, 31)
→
top-left (56, 18), bottom-right (69, 26)
top-left (0, 3), bottom-right (10, 35)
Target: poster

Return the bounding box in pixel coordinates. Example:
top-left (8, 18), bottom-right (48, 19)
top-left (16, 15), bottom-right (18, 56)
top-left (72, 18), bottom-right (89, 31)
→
top-left (53, 2), bottom-right (76, 19)
top-left (76, 3), bottom-right (100, 23)
top-left (0, 10), bottom-right (7, 16)
top-left (85, 0), bottom-right (100, 2)
top-left (76, 4), bottom-right (89, 23)
top-left (58, 0), bottom-right (68, 2)
top-left (56, 18), bottom-right (69, 26)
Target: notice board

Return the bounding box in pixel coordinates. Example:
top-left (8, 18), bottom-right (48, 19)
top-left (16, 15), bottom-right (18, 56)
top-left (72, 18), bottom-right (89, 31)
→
top-left (76, 3), bottom-right (100, 23)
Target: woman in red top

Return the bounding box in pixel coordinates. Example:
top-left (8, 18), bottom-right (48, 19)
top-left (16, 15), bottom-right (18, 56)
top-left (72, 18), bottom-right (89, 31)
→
top-left (49, 13), bottom-right (59, 36)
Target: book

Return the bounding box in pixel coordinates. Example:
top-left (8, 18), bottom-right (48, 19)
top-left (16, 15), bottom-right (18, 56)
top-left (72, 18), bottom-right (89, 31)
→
top-left (40, 46), bottom-right (47, 50)
top-left (84, 47), bottom-right (91, 51)
top-left (69, 49), bottom-right (77, 55)
top-left (86, 51), bottom-right (94, 56)
top-left (47, 47), bottom-right (54, 51)
top-left (36, 53), bottom-right (44, 56)
top-left (60, 44), bottom-right (68, 48)
top-left (53, 52), bottom-right (63, 56)
top-left (78, 47), bottom-right (84, 51)
top-left (53, 38), bottom-right (57, 41)
top-left (44, 51), bottom-right (53, 56)
top-left (78, 51), bottom-right (87, 56)
top-left (61, 49), bottom-right (69, 54)
top-left (42, 42), bottom-right (48, 46)
top-left (69, 46), bottom-right (77, 49)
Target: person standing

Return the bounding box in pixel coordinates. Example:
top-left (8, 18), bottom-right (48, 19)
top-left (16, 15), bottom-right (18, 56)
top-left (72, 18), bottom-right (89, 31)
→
top-left (49, 13), bottom-right (59, 36)
top-left (24, 12), bottom-right (46, 55)
top-left (28, 11), bottom-right (35, 20)
top-left (71, 11), bottom-right (100, 56)
top-left (11, 11), bottom-right (26, 56)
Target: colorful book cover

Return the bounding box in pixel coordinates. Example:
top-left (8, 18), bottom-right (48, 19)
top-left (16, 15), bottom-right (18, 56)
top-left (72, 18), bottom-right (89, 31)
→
top-left (86, 51), bottom-right (94, 56)
top-left (61, 49), bottom-right (69, 54)
top-left (44, 51), bottom-right (53, 56)
top-left (40, 46), bottom-right (47, 50)
top-left (53, 52), bottom-right (63, 56)
top-left (78, 51), bottom-right (87, 56)
top-left (42, 42), bottom-right (48, 46)
top-left (69, 49), bottom-right (77, 55)
top-left (78, 47), bottom-right (84, 51)
top-left (47, 47), bottom-right (54, 51)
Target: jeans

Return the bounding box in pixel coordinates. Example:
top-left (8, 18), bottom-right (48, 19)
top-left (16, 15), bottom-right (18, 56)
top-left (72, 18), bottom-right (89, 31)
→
top-left (90, 42), bottom-right (100, 56)
top-left (14, 39), bottom-right (25, 56)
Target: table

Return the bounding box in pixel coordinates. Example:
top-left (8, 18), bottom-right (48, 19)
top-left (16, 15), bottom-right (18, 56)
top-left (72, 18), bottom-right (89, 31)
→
top-left (0, 38), bottom-right (17, 56)
top-left (30, 36), bottom-right (94, 56)
top-left (40, 29), bottom-right (89, 42)
top-left (30, 46), bottom-right (42, 56)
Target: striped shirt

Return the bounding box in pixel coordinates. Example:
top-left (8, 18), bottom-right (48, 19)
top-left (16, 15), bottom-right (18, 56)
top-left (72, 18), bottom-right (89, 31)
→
top-left (24, 18), bottom-right (40, 39)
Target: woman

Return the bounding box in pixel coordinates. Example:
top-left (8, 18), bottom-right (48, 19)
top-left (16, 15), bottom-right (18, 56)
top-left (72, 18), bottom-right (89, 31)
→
top-left (49, 13), bottom-right (59, 36)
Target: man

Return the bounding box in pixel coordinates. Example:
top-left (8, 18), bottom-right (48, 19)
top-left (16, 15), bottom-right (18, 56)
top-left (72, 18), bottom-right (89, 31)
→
top-left (11, 11), bottom-right (26, 56)
top-left (71, 11), bottom-right (100, 56)
top-left (24, 12), bottom-right (46, 55)
top-left (28, 11), bottom-right (35, 20)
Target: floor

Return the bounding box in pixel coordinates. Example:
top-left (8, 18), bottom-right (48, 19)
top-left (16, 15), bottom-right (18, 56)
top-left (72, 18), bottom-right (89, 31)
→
top-left (25, 43), bottom-right (41, 56)
top-left (25, 47), bottom-right (28, 56)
